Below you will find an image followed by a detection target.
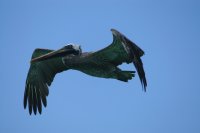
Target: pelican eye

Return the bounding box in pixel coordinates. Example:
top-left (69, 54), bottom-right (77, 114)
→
top-left (64, 45), bottom-right (73, 49)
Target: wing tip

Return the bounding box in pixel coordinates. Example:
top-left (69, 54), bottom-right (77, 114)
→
top-left (24, 82), bottom-right (48, 115)
top-left (142, 81), bottom-right (147, 92)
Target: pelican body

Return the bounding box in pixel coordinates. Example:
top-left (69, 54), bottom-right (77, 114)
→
top-left (24, 29), bottom-right (147, 115)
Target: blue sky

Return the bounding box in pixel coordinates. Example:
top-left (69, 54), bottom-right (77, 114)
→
top-left (1, 0), bottom-right (200, 133)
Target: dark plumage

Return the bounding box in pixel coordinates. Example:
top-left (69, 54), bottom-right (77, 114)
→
top-left (24, 29), bottom-right (147, 115)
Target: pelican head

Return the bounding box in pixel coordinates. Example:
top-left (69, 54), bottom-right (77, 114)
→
top-left (66, 44), bottom-right (82, 55)
top-left (31, 44), bottom-right (82, 63)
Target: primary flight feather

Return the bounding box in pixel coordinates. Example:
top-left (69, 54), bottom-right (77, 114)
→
top-left (24, 29), bottom-right (147, 115)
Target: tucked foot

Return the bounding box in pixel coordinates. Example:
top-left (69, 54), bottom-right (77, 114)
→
top-left (117, 70), bottom-right (135, 82)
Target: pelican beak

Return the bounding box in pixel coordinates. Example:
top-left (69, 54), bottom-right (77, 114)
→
top-left (31, 48), bottom-right (76, 63)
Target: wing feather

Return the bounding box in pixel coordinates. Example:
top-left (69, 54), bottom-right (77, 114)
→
top-left (24, 49), bottom-right (67, 115)
top-left (36, 88), bottom-right (42, 114)
top-left (122, 35), bottom-right (147, 91)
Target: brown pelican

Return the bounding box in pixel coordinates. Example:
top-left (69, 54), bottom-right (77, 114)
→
top-left (24, 29), bottom-right (147, 115)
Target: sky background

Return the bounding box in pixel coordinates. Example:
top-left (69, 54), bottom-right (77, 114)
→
top-left (1, 0), bottom-right (200, 133)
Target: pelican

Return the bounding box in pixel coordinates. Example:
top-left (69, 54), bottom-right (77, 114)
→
top-left (24, 29), bottom-right (147, 115)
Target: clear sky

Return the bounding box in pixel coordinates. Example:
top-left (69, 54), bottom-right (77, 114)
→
top-left (1, 0), bottom-right (200, 133)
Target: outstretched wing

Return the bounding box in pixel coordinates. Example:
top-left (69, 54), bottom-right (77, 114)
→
top-left (24, 49), bottom-right (67, 115)
top-left (90, 29), bottom-right (147, 90)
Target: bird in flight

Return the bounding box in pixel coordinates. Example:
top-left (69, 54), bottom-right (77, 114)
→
top-left (24, 29), bottom-right (147, 115)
